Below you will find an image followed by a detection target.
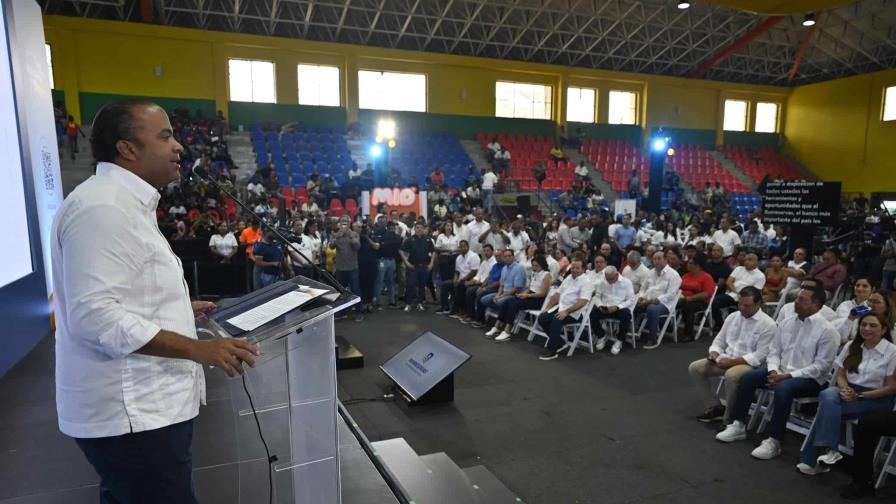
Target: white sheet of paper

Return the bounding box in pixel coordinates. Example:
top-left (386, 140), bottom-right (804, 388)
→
top-left (226, 291), bottom-right (313, 331)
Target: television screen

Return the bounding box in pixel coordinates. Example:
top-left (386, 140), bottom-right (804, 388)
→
top-left (380, 331), bottom-right (471, 401)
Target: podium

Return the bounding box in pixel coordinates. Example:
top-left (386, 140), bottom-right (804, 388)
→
top-left (203, 276), bottom-right (359, 504)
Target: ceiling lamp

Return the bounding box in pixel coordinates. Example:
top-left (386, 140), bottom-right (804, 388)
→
top-left (677, 1), bottom-right (691, 8)
top-left (802, 13), bottom-right (816, 26)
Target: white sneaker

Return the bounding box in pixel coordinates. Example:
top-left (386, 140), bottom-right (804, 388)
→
top-left (797, 463), bottom-right (830, 475)
top-left (715, 421), bottom-right (747, 443)
top-left (484, 327), bottom-right (500, 337)
top-left (817, 449), bottom-right (843, 466)
top-left (594, 336), bottom-right (608, 351)
top-left (751, 438), bottom-right (782, 460)
top-left (494, 331), bottom-right (512, 342)
top-left (610, 340), bottom-right (623, 355)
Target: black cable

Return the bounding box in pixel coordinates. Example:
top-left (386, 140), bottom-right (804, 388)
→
top-left (242, 373), bottom-right (277, 504)
top-left (342, 394), bottom-right (395, 405)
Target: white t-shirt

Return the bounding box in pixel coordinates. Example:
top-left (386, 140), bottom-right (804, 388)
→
top-left (712, 229), bottom-right (741, 256)
top-left (466, 220), bottom-right (491, 254)
top-left (482, 172), bottom-right (499, 190)
top-left (290, 233), bottom-right (321, 266)
top-left (727, 266), bottom-right (766, 299)
top-left (575, 164), bottom-right (589, 177)
top-left (835, 338), bottom-right (896, 389)
top-left (435, 233), bottom-right (460, 252)
top-left (209, 233), bottom-right (238, 256)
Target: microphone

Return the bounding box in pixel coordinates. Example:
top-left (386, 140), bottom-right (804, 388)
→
top-left (190, 164), bottom-right (348, 295)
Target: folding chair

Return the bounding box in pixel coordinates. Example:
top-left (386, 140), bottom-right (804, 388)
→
top-left (875, 434), bottom-right (896, 489)
top-left (601, 307), bottom-right (637, 349)
top-left (559, 297), bottom-right (598, 357)
top-left (763, 294), bottom-right (787, 320)
top-left (522, 289), bottom-right (556, 347)
top-left (694, 285), bottom-right (718, 341)
top-left (635, 292), bottom-right (681, 347)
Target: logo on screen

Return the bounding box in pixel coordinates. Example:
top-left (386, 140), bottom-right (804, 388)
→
top-left (422, 352), bottom-right (434, 363)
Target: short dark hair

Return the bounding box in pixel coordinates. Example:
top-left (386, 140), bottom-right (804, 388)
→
top-left (90, 100), bottom-right (158, 163)
top-left (739, 286), bottom-right (763, 305)
top-left (482, 244), bottom-right (494, 252)
top-left (532, 256), bottom-right (549, 271)
top-left (802, 285), bottom-right (827, 307)
top-left (458, 240), bottom-right (469, 247)
top-left (692, 253), bottom-right (708, 269)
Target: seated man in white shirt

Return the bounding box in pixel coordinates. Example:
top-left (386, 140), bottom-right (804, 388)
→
top-left (591, 267), bottom-right (636, 356)
top-left (634, 251), bottom-right (682, 349)
top-left (776, 277), bottom-right (838, 323)
top-left (688, 286), bottom-right (777, 424)
top-left (536, 259), bottom-right (592, 361)
top-left (585, 255), bottom-right (608, 285)
top-left (711, 218), bottom-right (741, 257)
top-left (437, 240), bottom-right (480, 315)
top-left (711, 253), bottom-right (765, 330)
top-left (621, 250), bottom-right (650, 293)
top-left (716, 286), bottom-right (838, 461)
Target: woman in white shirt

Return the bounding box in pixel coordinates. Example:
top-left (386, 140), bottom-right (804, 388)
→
top-left (518, 244), bottom-right (539, 280)
top-left (832, 277), bottom-right (875, 345)
top-left (208, 223), bottom-right (238, 263)
top-left (652, 221), bottom-right (681, 250)
top-left (797, 312), bottom-right (896, 474)
top-left (484, 256), bottom-right (553, 342)
top-left (435, 222), bottom-right (460, 286)
top-left (301, 199), bottom-right (319, 214)
top-left (290, 220), bottom-right (321, 278)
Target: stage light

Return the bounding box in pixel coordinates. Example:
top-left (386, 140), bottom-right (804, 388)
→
top-left (652, 138), bottom-right (668, 152)
top-left (677, 1), bottom-right (690, 9)
top-left (387, 139), bottom-right (397, 149)
top-left (377, 119), bottom-right (396, 140)
top-left (375, 135), bottom-right (384, 144)
top-left (802, 13), bottom-right (815, 27)
top-left (370, 145), bottom-right (383, 158)
top-left (666, 147), bottom-right (675, 156)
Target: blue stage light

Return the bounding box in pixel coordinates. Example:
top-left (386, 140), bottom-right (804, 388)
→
top-left (370, 145), bottom-right (383, 158)
top-left (652, 138), bottom-right (668, 152)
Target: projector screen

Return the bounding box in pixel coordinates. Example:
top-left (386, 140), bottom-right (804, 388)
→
top-left (0, 2), bottom-right (34, 289)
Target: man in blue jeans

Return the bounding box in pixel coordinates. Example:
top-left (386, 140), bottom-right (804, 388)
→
top-left (633, 251), bottom-right (682, 349)
top-left (474, 249), bottom-right (527, 330)
top-left (715, 286), bottom-right (838, 461)
top-left (331, 218), bottom-right (362, 321)
top-left (367, 219), bottom-right (403, 309)
top-left (400, 223), bottom-right (435, 311)
top-left (536, 259), bottom-right (592, 360)
top-left (252, 227), bottom-right (284, 289)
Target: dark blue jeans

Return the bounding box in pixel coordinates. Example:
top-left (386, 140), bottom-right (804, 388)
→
top-left (336, 269), bottom-right (362, 312)
top-left (537, 311), bottom-right (581, 352)
top-left (75, 419), bottom-right (198, 504)
top-left (729, 366), bottom-right (823, 440)
top-left (406, 265), bottom-right (429, 305)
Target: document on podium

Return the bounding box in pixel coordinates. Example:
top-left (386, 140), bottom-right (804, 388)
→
top-left (226, 287), bottom-right (328, 331)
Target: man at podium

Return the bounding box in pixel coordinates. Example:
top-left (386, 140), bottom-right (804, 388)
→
top-left (50, 101), bottom-right (259, 503)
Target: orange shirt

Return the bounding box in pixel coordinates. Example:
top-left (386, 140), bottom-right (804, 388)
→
top-left (239, 227), bottom-right (262, 255)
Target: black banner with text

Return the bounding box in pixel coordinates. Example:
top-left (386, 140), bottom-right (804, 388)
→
top-left (762, 181), bottom-right (841, 226)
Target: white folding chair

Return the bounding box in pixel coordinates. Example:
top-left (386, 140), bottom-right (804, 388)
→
top-left (559, 297), bottom-right (598, 357)
top-left (635, 292), bottom-right (681, 346)
top-left (693, 285), bottom-right (718, 341)
top-left (875, 435), bottom-right (896, 489)
top-left (521, 290), bottom-right (555, 347)
top-left (601, 307), bottom-right (637, 349)
top-left (763, 294), bottom-right (787, 320)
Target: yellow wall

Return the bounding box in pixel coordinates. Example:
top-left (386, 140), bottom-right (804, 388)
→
top-left (42, 15), bottom-right (789, 147)
top-left (784, 68), bottom-right (896, 195)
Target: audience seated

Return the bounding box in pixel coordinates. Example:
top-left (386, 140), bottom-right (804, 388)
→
top-left (591, 266), bottom-right (636, 355)
top-left (677, 254), bottom-right (717, 341)
top-left (634, 251), bottom-right (682, 349)
top-left (711, 253), bottom-right (766, 329)
top-left (831, 276), bottom-right (875, 345)
top-left (485, 255), bottom-right (552, 342)
top-left (536, 258), bottom-right (592, 361)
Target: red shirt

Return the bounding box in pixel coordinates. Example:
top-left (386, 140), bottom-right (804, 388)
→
top-left (680, 271), bottom-right (716, 304)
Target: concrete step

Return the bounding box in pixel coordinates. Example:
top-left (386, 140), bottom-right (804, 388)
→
top-left (710, 151), bottom-right (757, 191)
top-left (463, 465), bottom-right (525, 503)
top-left (417, 452), bottom-right (482, 503)
top-left (461, 139), bottom-right (492, 175)
top-left (370, 438), bottom-right (430, 501)
top-left (563, 147), bottom-right (618, 203)
top-left (338, 417), bottom-right (401, 504)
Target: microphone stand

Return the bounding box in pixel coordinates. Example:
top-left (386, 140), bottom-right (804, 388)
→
top-left (191, 167), bottom-right (348, 295)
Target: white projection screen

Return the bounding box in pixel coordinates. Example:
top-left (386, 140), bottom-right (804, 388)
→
top-left (0, 2), bottom-right (33, 288)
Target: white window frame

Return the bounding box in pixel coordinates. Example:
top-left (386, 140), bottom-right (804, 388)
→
top-left (297, 64), bottom-right (341, 107)
top-left (754, 102), bottom-right (779, 133)
top-left (567, 87), bottom-right (597, 123)
top-left (723, 99), bottom-right (748, 132)
top-left (227, 58), bottom-right (277, 103)
top-left (883, 85), bottom-right (896, 122)
top-left (495, 81), bottom-right (553, 120)
top-left (357, 70), bottom-right (427, 112)
top-left (607, 90), bottom-right (638, 125)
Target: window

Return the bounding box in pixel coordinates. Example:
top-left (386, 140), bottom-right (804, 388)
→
top-left (358, 70), bottom-right (426, 112)
top-left (754, 102), bottom-right (779, 133)
top-left (297, 64), bottom-right (340, 106)
top-left (495, 81), bottom-right (552, 120)
top-left (723, 99), bottom-right (748, 131)
top-left (45, 43), bottom-right (54, 89)
top-left (884, 85), bottom-right (896, 121)
top-left (607, 90), bottom-right (638, 125)
top-left (228, 59), bottom-right (276, 103)
top-left (566, 87), bottom-right (596, 123)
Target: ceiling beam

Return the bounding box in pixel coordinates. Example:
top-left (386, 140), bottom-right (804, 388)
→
top-left (686, 16), bottom-right (783, 78)
top-left (449, 1), bottom-right (486, 52)
top-left (422, 0), bottom-right (454, 50)
top-left (395, 0), bottom-right (421, 44)
top-left (787, 13), bottom-right (820, 82)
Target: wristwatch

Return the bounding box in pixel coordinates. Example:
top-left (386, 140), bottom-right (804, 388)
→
top-left (857, 393), bottom-right (865, 401)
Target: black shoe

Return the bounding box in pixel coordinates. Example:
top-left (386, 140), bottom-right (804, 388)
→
top-left (678, 333), bottom-right (694, 343)
top-left (840, 480), bottom-right (875, 500)
top-left (696, 405), bottom-right (726, 423)
top-left (538, 349), bottom-right (560, 361)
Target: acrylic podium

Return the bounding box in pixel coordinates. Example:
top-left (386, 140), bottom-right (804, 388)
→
top-left (203, 276), bottom-right (359, 504)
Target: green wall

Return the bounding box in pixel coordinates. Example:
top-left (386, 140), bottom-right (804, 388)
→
top-left (723, 131), bottom-right (782, 149)
top-left (228, 102), bottom-right (347, 131)
top-left (652, 127), bottom-right (716, 149)
top-left (79, 92), bottom-right (216, 123)
top-left (357, 109), bottom-right (557, 139)
top-left (51, 89), bottom-right (65, 109)
top-left (567, 122), bottom-right (642, 146)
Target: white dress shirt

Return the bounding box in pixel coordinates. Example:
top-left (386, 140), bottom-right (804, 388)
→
top-left (556, 273), bottom-right (593, 318)
top-left (482, 172), bottom-right (499, 190)
top-left (711, 229), bottom-right (742, 256)
top-left (638, 265), bottom-right (682, 312)
top-left (209, 232), bottom-right (237, 256)
top-left (621, 263), bottom-right (650, 293)
top-left (776, 302), bottom-right (837, 324)
top-left (435, 233), bottom-right (460, 252)
top-left (784, 260), bottom-right (809, 292)
top-left (710, 310), bottom-right (778, 367)
top-left (52, 162), bottom-right (204, 439)
top-left (290, 233), bottom-right (321, 266)
top-left (595, 276), bottom-right (636, 312)
top-left (835, 338), bottom-right (896, 389)
top-left (506, 231), bottom-right (531, 257)
top-left (466, 220), bottom-right (491, 254)
top-left (767, 312), bottom-right (839, 384)
top-left (726, 266), bottom-right (767, 300)
top-left (454, 251), bottom-right (481, 279)
top-left (473, 256), bottom-right (497, 284)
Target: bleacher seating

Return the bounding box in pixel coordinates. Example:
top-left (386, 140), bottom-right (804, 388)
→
top-left (668, 144), bottom-right (750, 193)
top-left (718, 145), bottom-right (806, 183)
top-left (250, 123), bottom-right (354, 188)
top-left (478, 132), bottom-right (572, 191)
top-left (580, 138), bottom-right (649, 193)
top-left (389, 132), bottom-right (475, 187)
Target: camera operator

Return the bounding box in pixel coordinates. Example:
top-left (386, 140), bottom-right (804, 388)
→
top-left (366, 216), bottom-right (403, 309)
